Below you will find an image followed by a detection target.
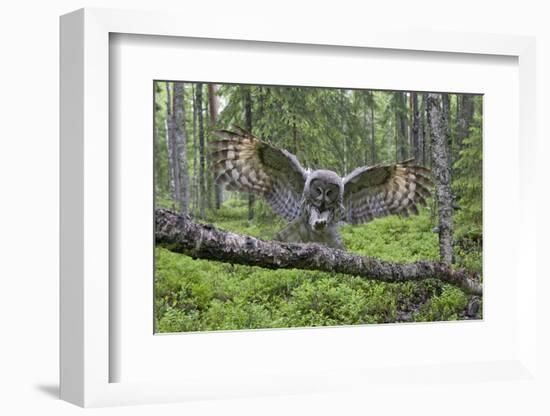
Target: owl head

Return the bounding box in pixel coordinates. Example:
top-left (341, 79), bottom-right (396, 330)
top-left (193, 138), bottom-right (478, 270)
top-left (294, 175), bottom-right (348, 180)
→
top-left (303, 170), bottom-right (344, 231)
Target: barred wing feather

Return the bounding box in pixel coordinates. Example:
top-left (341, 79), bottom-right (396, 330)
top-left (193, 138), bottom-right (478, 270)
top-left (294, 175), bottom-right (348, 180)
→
top-left (210, 127), bottom-right (307, 221)
top-left (343, 160), bottom-right (432, 224)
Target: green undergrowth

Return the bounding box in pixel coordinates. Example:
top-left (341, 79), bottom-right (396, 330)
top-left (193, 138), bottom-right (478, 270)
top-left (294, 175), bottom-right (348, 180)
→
top-left (155, 198), bottom-right (481, 333)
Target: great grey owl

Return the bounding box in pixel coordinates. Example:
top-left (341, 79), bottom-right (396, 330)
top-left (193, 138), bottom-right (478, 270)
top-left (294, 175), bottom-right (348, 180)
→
top-left (211, 127), bottom-right (432, 250)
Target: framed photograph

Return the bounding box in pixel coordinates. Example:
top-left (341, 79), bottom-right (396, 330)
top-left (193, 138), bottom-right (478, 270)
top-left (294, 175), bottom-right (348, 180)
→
top-left (60, 8), bottom-right (539, 409)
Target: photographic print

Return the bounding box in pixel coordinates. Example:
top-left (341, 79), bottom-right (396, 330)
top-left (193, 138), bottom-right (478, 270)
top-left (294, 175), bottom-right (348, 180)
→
top-left (154, 82), bottom-right (483, 333)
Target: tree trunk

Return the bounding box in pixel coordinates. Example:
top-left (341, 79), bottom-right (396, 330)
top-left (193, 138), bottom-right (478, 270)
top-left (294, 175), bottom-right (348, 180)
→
top-left (456, 94), bottom-right (474, 149)
top-left (395, 92), bottom-right (408, 162)
top-left (423, 94), bottom-right (431, 168)
top-left (155, 208), bottom-right (482, 295)
top-left (244, 88), bottom-right (255, 221)
top-left (427, 93), bottom-right (454, 264)
top-left (442, 93), bottom-right (452, 166)
top-left (165, 82), bottom-right (181, 209)
top-left (208, 84), bottom-right (223, 210)
top-left (154, 83), bottom-right (162, 196)
top-left (400, 93), bottom-right (408, 160)
top-left (419, 93), bottom-right (426, 166)
top-left (192, 84), bottom-right (198, 215)
top-left (393, 104), bottom-right (400, 163)
top-left (173, 83), bottom-right (189, 215)
top-left (411, 92), bottom-right (421, 163)
top-left (409, 92), bottom-right (414, 150)
top-left (411, 92), bottom-right (423, 164)
top-left (196, 83), bottom-right (206, 219)
top-left (164, 83), bottom-right (174, 203)
top-left (204, 98), bottom-right (214, 210)
top-left (369, 91), bottom-right (376, 165)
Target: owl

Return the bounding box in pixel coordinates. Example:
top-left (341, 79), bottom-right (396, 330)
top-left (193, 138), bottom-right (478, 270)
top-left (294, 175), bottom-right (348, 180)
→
top-left (210, 127), bottom-right (432, 250)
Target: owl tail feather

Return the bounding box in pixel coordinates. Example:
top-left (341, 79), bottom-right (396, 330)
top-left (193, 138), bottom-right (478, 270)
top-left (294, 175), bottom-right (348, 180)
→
top-left (274, 218), bottom-right (304, 244)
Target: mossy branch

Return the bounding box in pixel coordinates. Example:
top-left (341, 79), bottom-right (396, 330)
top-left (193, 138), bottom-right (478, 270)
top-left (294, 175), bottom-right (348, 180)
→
top-left (155, 208), bottom-right (482, 296)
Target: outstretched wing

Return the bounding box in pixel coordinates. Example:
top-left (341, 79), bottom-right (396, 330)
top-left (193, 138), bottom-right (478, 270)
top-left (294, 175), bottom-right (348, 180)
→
top-left (343, 159), bottom-right (432, 224)
top-left (210, 127), bottom-right (307, 221)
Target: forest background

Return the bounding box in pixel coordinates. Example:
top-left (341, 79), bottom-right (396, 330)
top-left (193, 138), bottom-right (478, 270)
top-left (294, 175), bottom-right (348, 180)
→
top-left (154, 82), bottom-right (483, 333)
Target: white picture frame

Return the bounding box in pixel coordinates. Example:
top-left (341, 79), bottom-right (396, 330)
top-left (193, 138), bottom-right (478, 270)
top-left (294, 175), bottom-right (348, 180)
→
top-left (60, 8), bottom-right (539, 408)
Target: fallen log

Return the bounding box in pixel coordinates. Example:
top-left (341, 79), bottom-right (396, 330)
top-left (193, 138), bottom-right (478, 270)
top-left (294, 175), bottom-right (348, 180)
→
top-left (155, 208), bottom-right (482, 296)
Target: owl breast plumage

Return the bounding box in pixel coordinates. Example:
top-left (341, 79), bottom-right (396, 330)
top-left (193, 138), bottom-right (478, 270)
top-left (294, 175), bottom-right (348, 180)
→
top-left (211, 127), bottom-right (432, 250)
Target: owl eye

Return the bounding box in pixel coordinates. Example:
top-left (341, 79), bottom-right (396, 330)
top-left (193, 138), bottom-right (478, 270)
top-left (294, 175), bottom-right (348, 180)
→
top-left (315, 188), bottom-right (322, 195)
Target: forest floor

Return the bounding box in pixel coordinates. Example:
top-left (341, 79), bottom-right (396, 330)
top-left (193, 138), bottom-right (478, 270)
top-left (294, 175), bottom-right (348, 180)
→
top-left (155, 198), bottom-right (482, 333)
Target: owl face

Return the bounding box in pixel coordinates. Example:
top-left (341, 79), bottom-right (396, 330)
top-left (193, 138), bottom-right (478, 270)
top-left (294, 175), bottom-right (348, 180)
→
top-left (308, 178), bottom-right (340, 209)
top-left (306, 170), bottom-right (343, 206)
top-left (304, 170), bottom-right (344, 231)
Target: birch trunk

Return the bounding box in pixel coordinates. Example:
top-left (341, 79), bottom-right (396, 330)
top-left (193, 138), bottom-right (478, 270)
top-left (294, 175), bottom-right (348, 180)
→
top-left (165, 82), bottom-right (181, 208)
top-left (427, 93), bottom-right (454, 264)
top-left (173, 83), bottom-right (189, 215)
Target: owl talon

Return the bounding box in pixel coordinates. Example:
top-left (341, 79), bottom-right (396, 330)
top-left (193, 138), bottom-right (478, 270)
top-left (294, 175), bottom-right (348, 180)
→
top-left (313, 219), bottom-right (327, 230)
